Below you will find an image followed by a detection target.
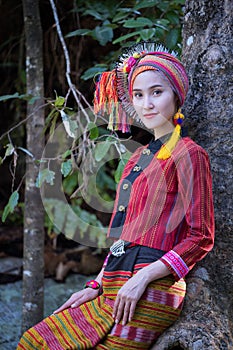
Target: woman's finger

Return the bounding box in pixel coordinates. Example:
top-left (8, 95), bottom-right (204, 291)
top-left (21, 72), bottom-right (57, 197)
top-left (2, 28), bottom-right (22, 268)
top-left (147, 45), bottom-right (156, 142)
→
top-left (112, 295), bottom-right (120, 319)
top-left (53, 294), bottom-right (78, 314)
top-left (121, 301), bottom-right (131, 326)
top-left (53, 288), bottom-right (99, 314)
top-left (114, 297), bottom-right (125, 324)
top-left (128, 300), bottom-right (136, 323)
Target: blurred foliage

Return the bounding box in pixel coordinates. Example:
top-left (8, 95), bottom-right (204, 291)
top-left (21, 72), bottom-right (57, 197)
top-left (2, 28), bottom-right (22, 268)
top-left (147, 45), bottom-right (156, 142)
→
top-left (67, 0), bottom-right (185, 80)
top-left (44, 198), bottom-right (107, 247)
top-left (0, 0), bottom-right (185, 244)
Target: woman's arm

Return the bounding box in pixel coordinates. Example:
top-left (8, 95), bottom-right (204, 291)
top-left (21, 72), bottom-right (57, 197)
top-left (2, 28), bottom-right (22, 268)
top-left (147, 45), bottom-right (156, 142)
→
top-left (160, 146), bottom-right (215, 281)
top-left (113, 260), bottom-right (170, 325)
top-left (53, 266), bottom-right (105, 314)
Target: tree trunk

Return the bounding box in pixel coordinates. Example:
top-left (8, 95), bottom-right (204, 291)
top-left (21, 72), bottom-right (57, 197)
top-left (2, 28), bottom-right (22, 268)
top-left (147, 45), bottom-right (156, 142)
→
top-left (151, 1), bottom-right (233, 349)
top-left (22, 0), bottom-right (45, 333)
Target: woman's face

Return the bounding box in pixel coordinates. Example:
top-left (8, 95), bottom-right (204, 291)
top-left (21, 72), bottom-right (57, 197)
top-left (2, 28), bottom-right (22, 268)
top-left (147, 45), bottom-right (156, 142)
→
top-left (132, 70), bottom-right (177, 136)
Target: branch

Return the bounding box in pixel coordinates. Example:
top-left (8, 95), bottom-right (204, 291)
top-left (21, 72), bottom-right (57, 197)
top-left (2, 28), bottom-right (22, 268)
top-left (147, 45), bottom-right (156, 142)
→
top-left (49, 0), bottom-right (92, 124)
top-left (0, 102), bottom-right (49, 141)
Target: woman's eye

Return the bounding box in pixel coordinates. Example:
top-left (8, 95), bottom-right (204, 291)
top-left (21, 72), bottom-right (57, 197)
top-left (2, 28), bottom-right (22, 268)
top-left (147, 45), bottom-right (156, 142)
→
top-left (153, 90), bottom-right (162, 95)
top-left (133, 92), bottom-right (142, 98)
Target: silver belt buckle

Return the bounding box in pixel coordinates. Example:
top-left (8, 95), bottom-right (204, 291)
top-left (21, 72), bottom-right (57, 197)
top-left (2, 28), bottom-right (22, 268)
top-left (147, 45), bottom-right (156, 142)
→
top-left (110, 239), bottom-right (126, 257)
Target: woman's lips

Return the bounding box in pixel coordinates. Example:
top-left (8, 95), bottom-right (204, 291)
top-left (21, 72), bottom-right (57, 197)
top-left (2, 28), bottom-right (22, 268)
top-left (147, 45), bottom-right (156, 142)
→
top-left (143, 113), bottom-right (158, 119)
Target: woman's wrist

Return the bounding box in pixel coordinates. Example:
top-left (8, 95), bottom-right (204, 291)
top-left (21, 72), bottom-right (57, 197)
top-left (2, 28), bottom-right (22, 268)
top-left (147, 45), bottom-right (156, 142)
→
top-left (136, 260), bottom-right (171, 285)
top-left (84, 279), bottom-right (103, 295)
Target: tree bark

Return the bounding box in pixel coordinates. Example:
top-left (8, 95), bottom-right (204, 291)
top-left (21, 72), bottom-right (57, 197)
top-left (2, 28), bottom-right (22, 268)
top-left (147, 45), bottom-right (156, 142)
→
top-left (151, 1), bottom-right (233, 349)
top-left (22, 0), bottom-right (45, 333)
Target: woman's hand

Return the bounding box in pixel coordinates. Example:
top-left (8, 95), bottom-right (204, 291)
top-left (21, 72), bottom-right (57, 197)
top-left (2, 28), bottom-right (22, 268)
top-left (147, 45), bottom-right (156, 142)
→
top-left (53, 287), bottom-right (99, 314)
top-left (112, 272), bottom-right (147, 326)
top-left (112, 260), bottom-right (171, 326)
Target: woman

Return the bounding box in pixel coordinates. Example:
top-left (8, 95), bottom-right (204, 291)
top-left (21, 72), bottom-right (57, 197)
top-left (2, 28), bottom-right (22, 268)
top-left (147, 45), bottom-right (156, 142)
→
top-left (17, 42), bottom-right (214, 349)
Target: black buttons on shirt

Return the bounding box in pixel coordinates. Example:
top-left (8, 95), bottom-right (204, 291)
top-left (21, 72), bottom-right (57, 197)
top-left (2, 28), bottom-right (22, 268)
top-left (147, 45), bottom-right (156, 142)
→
top-left (116, 147), bottom-right (152, 214)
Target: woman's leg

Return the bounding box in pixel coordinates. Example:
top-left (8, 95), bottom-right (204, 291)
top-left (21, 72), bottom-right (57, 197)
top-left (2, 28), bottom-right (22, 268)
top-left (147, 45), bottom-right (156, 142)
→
top-left (17, 295), bottom-right (114, 350)
top-left (95, 276), bottom-right (186, 350)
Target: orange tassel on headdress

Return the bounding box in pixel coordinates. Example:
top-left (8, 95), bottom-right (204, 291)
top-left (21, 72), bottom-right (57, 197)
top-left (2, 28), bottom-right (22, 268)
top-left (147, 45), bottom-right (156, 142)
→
top-left (94, 70), bottom-right (130, 132)
top-left (94, 70), bottom-right (117, 131)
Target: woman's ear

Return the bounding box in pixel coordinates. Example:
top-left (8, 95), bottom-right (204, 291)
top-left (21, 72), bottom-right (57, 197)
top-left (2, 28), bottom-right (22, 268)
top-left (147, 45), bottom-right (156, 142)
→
top-left (174, 95), bottom-right (179, 111)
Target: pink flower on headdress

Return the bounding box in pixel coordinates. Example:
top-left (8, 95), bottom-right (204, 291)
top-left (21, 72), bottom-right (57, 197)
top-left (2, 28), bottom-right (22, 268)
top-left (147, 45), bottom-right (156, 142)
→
top-left (123, 51), bottom-right (146, 73)
top-left (125, 56), bottom-right (137, 72)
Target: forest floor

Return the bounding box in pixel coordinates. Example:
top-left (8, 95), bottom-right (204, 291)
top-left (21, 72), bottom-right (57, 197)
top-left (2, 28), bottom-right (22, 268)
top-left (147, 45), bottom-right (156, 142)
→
top-left (0, 263), bottom-right (92, 350)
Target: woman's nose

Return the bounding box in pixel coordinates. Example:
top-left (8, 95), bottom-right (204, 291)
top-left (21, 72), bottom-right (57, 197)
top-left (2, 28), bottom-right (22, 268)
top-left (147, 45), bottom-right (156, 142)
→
top-left (143, 95), bottom-right (154, 109)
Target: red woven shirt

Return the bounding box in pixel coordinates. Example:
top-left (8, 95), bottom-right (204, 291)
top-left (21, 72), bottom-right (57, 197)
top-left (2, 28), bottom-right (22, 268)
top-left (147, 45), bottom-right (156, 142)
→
top-left (108, 137), bottom-right (215, 280)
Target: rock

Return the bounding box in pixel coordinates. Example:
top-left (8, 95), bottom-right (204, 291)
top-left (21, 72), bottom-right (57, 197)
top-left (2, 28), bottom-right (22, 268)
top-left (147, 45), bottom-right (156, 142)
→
top-left (0, 256), bottom-right (22, 283)
top-left (0, 273), bottom-right (93, 349)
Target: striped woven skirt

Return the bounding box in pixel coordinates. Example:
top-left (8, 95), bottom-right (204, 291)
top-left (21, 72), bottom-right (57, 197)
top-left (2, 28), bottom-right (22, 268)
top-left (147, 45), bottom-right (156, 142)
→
top-left (17, 246), bottom-right (186, 349)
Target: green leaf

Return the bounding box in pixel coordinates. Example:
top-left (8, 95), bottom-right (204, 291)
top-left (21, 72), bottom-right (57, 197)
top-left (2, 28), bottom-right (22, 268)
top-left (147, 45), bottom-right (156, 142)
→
top-left (2, 190), bottom-right (19, 222)
top-left (96, 169), bottom-right (116, 192)
top-left (0, 92), bottom-right (37, 102)
top-left (49, 112), bottom-right (59, 137)
top-left (155, 19), bottom-right (170, 30)
top-left (140, 28), bottom-right (156, 41)
top-left (4, 143), bottom-right (14, 157)
top-left (124, 17), bottom-right (153, 28)
top-left (0, 92), bottom-right (19, 101)
top-left (134, 0), bottom-right (160, 10)
top-left (62, 171), bottom-right (79, 196)
top-left (44, 108), bottom-right (57, 128)
top-left (2, 205), bottom-right (11, 223)
top-left (53, 200), bottom-right (67, 233)
top-left (83, 9), bottom-right (104, 20)
top-left (114, 159), bottom-right (126, 183)
top-left (62, 150), bottom-right (72, 159)
top-left (94, 21), bottom-right (113, 46)
top-left (113, 31), bottom-right (141, 44)
top-left (65, 29), bottom-right (92, 38)
top-left (0, 157), bottom-right (3, 165)
top-left (166, 28), bottom-right (179, 48)
top-left (60, 111), bottom-right (78, 138)
top-left (87, 122), bottom-right (99, 140)
top-left (65, 209), bottom-right (82, 240)
top-left (8, 191), bottom-right (19, 211)
top-left (112, 11), bottom-right (130, 23)
top-left (54, 95), bottom-right (65, 108)
top-left (36, 169), bottom-right (55, 188)
top-left (8, 191), bottom-right (19, 213)
top-left (114, 151), bottom-right (131, 183)
top-left (94, 141), bottom-right (111, 162)
top-left (28, 96), bottom-right (41, 105)
top-left (104, 23), bottom-right (118, 29)
top-left (81, 66), bottom-right (107, 81)
top-left (166, 11), bottom-right (180, 25)
top-left (44, 198), bottom-right (66, 234)
top-left (35, 159), bottom-right (47, 164)
top-left (106, 135), bottom-right (118, 142)
top-left (154, 27), bottom-right (165, 40)
top-left (173, 0), bottom-right (185, 4)
top-left (156, 1), bottom-right (170, 11)
top-left (61, 160), bottom-right (72, 177)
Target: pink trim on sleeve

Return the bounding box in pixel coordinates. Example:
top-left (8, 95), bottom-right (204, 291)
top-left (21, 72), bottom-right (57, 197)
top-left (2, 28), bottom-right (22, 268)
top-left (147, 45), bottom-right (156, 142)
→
top-left (161, 250), bottom-right (189, 280)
